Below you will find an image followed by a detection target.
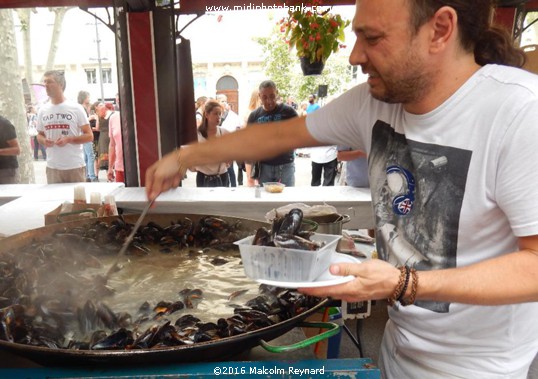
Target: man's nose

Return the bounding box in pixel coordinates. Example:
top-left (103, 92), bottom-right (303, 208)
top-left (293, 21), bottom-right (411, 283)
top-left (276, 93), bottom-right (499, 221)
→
top-left (349, 37), bottom-right (367, 66)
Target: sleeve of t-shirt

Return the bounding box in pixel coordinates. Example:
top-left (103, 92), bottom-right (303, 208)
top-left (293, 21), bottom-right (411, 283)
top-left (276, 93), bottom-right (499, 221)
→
top-left (247, 109), bottom-right (258, 125)
top-left (305, 83), bottom-right (372, 151)
top-left (283, 105), bottom-right (298, 119)
top-left (75, 104), bottom-right (90, 127)
top-left (496, 99), bottom-right (538, 237)
top-left (4, 120), bottom-right (17, 140)
top-left (36, 110), bottom-right (44, 132)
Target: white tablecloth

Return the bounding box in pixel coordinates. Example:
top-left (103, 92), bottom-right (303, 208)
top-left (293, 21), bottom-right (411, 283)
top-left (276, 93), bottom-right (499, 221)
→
top-left (0, 184), bottom-right (46, 206)
top-left (0, 182), bottom-right (124, 237)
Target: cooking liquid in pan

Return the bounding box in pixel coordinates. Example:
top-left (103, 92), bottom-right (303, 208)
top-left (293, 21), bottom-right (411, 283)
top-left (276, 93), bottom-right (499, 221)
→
top-left (94, 247), bottom-right (260, 321)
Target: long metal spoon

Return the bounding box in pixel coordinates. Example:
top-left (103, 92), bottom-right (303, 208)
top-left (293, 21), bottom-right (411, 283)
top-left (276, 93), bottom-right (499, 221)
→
top-left (104, 199), bottom-right (155, 280)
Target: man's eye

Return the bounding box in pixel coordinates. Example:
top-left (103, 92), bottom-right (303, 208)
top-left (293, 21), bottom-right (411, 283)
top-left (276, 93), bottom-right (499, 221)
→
top-left (365, 35), bottom-right (381, 44)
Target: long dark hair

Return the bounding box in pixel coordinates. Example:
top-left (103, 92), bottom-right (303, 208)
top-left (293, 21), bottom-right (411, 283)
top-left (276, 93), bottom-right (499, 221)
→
top-left (198, 100), bottom-right (222, 139)
top-left (408, 0), bottom-right (526, 67)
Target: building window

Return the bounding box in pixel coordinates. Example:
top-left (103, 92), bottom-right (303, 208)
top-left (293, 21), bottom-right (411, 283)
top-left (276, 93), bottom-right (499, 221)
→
top-left (102, 68), bottom-right (112, 84)
top-left (86, 69), bottom-right (96, 84)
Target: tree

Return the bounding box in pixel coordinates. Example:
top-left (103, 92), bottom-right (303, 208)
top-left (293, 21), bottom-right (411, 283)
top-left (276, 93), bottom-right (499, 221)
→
top-left (15, 8), bottom-right (36, 104)
top-left (0, 9), bottom-right (35, 183)
top-left (255, 26), bottom-right (296, 100)
top-left (256, 22), bottom-right (353, 105)
top-left (46, 7), bottom-right (73, 71)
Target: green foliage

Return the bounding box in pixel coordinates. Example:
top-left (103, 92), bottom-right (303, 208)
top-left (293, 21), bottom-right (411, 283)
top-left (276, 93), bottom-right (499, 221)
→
top-left (255, 30), bottom-right (296, 99)
top-left (282, 7), bottom-right (350, 64)
top-left (256, 23), bottom-right (353, 105)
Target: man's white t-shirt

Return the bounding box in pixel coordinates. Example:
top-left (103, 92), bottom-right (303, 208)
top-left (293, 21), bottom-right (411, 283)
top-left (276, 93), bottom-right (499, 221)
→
top-left (37, 100), bottom-right (89, 170)
top-left (309, 145), bottom-right (337, 164)
top-left (306, 64), bottom-right (538, 377)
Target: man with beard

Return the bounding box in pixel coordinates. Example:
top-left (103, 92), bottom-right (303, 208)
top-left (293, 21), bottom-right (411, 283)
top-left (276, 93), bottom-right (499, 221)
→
top-left (146, 1), bottom-right (538, 377)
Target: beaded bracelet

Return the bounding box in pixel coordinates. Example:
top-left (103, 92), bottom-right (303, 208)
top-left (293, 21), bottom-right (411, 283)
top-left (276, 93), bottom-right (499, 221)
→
top-left (401, 268), bottom-right (418, 306)
top-left (387, 266), bottom-right (408, 306)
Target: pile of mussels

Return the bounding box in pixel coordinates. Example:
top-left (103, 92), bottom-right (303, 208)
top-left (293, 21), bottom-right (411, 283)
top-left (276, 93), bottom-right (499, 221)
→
top-left (252, 208), bottom-right (324, 251)
top-left (0, 216), bottom-right (320, 351)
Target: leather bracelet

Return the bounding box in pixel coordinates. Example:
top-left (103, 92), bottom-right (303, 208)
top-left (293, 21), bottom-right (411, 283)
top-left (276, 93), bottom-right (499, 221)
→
top-left (396, 266), bottom-right (410, 303)
top-left (387, 266), bottom-right (407, 306)
top-left (401, 268), bottom-right (418, 306)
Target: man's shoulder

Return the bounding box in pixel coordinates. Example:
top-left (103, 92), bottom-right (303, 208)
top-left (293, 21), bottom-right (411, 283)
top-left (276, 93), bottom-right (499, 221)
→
top-left (279, 103), bottom-right (298, 118)
top-left (248, 106), bottom-right (264, 119)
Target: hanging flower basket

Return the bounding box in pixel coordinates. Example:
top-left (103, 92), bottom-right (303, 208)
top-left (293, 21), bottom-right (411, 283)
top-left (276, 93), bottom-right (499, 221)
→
top-left (300, 56), bottom-right (325, 76)
top-left (281, 2), bottom-right (350, 76)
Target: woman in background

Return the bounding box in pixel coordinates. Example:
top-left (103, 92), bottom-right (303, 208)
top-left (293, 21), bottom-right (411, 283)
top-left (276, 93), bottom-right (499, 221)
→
top-left (194, 100), bottom-right (230, 187)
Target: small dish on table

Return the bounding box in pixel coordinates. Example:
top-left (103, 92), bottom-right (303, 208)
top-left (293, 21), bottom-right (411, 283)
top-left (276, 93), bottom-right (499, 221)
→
top-left (263, 182), bottom-right (285, 193)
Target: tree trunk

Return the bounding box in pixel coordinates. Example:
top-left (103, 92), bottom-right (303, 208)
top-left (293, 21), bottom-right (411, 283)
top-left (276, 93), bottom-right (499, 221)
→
top-left (46, 7), bottom-right (71, 71)
top-left (0, 9), bottom-right (36, 184)
top-left (15, 8), bottom-right (35, 104)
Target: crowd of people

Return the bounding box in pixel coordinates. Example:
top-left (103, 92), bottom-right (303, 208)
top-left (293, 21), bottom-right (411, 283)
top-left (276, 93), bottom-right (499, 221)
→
top-left (4, 74), bottom-right (367, 189)
top-left (192, 85), bottom-right (369, 189)
top-left (4, 76), bottom-right (367, 188)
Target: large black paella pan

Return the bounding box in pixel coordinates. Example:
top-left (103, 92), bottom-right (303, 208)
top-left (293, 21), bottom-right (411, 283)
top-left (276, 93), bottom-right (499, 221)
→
top-left (0, 213), bottom-right (334, 366)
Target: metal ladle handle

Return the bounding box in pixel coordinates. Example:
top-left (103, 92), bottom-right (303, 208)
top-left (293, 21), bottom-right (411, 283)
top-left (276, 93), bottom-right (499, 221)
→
top-left (105, 199), bottom-right (155, 279)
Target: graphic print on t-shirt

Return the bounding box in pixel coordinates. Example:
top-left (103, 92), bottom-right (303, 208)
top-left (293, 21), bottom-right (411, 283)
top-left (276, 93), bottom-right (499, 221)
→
top-left (370, 121), bottom-right (472, 313)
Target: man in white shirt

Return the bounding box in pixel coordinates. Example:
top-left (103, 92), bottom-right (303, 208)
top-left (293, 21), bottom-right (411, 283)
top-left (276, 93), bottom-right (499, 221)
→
top-left (37, 71), bottom-right (93, 183)
top-left (146, 1), bottom-right (538, 377)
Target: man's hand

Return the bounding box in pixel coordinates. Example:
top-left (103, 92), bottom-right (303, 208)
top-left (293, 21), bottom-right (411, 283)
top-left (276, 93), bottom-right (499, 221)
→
top-left (145, 149), bottom-right (186, 201)
top-left (55, 136), bottom-right (73, 147)
top-left (299, 259), bottom-right (400, 303)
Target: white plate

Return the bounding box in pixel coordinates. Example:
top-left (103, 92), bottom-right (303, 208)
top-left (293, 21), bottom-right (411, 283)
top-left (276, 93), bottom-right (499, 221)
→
top-left (256, 252), bottom-right (360, 288)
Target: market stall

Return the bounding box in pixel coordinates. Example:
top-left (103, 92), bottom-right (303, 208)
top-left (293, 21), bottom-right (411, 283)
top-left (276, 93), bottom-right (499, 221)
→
top-left (0, 191), bottom-right (380, 378)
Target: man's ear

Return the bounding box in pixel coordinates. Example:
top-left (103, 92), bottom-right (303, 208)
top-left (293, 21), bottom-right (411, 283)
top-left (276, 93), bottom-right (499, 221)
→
top-left (429, 6), bottom-right (457, 54)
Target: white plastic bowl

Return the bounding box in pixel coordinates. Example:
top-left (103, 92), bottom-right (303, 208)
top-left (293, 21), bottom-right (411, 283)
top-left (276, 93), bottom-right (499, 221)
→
top-left (234, 233), bottom-right (341, 282)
